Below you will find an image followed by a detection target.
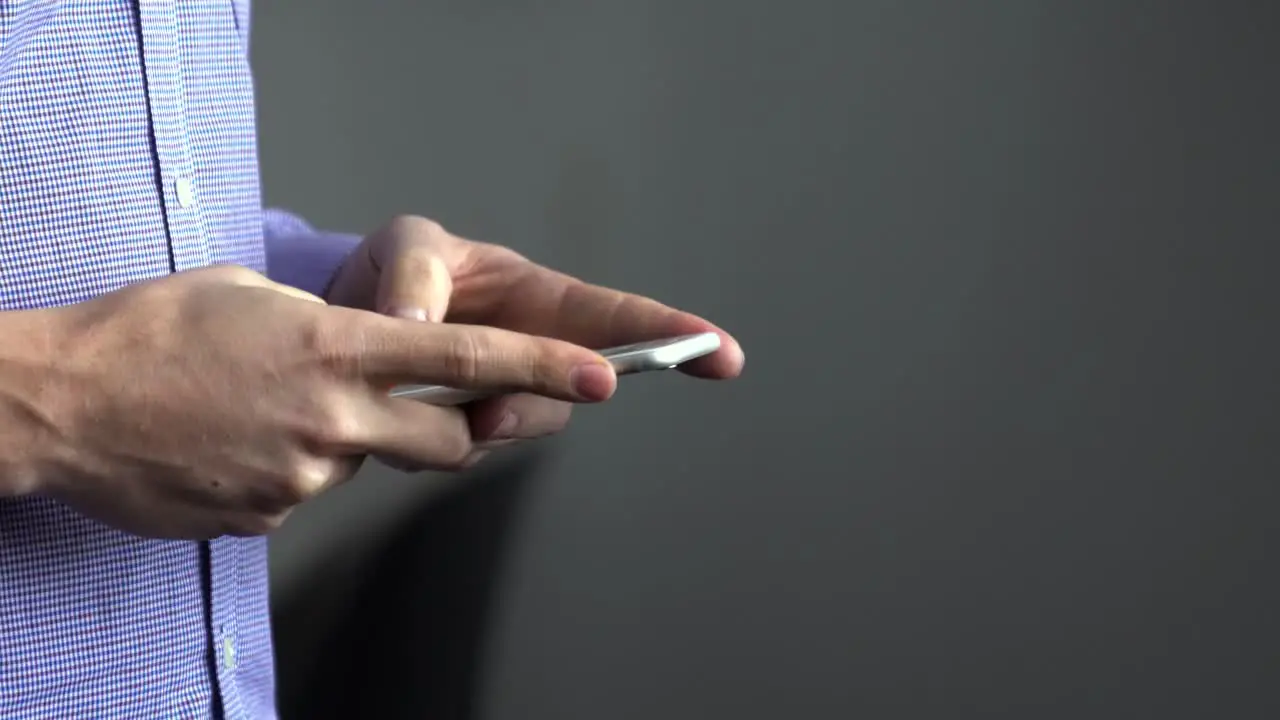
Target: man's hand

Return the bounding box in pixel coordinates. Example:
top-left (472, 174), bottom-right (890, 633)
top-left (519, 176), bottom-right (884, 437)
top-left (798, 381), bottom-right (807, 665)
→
top-left (324, 215), bottom-right (745, 453)
top-left (11, 265), bottom-right (614, 539)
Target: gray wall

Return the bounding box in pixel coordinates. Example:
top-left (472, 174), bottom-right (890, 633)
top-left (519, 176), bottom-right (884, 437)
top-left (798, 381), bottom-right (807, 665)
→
top-left (255, 2), bottom-right (1280, 718)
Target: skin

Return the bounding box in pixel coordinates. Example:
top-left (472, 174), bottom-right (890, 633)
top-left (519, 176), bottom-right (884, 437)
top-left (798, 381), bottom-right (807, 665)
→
top-left (0, 215), bottom-right (742, 539)
top-left (324, 214), bottom-right (746, 466)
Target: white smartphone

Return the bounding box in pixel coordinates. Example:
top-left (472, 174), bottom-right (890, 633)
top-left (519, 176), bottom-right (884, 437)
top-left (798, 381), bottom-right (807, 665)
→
top-left (388, 331), bottom-right (722, 406)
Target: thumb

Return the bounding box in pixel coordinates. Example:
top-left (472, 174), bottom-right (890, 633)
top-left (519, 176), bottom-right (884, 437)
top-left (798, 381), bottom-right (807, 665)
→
top-left (376, 246), bottom-right (453, 323)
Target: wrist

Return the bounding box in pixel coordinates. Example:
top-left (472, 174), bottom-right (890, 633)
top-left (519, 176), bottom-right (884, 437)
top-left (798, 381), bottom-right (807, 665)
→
top-left (0, 308), bottom-right (70, 497)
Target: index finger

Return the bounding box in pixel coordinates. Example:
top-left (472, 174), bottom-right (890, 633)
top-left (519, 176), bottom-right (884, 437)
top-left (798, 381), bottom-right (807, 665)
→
top-left (328, 309), bottom-right (617, 402)
top-left (498, 273), bottom-right (745, 380)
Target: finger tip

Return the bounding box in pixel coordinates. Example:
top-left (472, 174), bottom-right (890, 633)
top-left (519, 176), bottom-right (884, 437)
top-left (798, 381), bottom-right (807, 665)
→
top-left (572, 360), bottom-right (617, 402)
top-left (679, 340), bottom-right (744, 380)
top-left (721, 337), bottom-right (745, 376)
top-left (705, 334), bottom-right (745, 379)
top-left (696, 324), bottom-right (742, 370)
top-left (675, 320), bottom-right (743, 376)
top-left (596, 366), bottom-right (620, 401)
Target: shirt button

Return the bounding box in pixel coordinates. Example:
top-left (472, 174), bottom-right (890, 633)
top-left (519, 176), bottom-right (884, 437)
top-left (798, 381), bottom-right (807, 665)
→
top-left (222, 631), bottom-right (237, 670)
top-left (175, 176), bottom-right (195, 208)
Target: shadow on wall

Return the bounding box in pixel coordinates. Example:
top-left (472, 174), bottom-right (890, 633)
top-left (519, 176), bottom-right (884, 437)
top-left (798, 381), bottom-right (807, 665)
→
top-left (272, 447), bottom-right (555, 720)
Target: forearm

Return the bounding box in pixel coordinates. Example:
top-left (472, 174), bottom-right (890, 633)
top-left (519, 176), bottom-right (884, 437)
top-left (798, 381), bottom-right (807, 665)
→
top-left (262, 208), bottom-right (361, 298)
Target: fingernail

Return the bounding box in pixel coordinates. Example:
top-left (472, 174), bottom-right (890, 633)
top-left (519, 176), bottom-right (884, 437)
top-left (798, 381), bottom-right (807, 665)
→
top-left (491, 412), bottom-right (519, 440)
top-left (384, 306), bottom-right (429, 322)
top-left (570, 363), bottom-right (615, 401)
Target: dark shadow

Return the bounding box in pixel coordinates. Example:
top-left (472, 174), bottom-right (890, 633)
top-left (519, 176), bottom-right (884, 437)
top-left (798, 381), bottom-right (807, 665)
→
top-left (274, 445), bottom-right (553, 720)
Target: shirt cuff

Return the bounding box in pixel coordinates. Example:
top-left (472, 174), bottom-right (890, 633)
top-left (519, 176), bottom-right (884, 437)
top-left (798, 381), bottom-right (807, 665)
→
top-left (261, 209), bottom-right (361, 299)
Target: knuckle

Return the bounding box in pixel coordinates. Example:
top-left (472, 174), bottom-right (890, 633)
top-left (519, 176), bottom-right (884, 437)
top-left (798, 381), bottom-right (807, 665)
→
top-left (537, 342), bottom-right (566, 386)
top-left (275, 476), bottom-right (309, 506)
top-left (307, 397), bottom-right (361, 448)
top-left (296, 311), bottom-right (332, 353)
top-left (389, 214), bottom-right (447, 242)
top-left (279, 458), bottom-right (332, 503)
top-left (523, 340), bottom-right (566, 395)
top-left (476, 239), bottom-right (527, 264)
top-left (299, 314), bottom-right (360, 375)
top-left (442, 331), bottom-right (484, 386)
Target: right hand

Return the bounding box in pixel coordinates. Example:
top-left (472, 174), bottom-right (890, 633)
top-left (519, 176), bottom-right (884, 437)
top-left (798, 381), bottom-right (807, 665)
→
top-left (23, 265), bottom-right (616, 540)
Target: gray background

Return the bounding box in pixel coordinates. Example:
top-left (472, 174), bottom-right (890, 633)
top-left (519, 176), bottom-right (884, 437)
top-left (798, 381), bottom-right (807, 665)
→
top-left (254, 2), bottom-right (1280, 718)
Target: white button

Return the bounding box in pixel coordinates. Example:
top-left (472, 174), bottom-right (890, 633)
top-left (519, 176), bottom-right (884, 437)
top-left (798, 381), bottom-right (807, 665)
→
top-left (221, 631), bottom-right (236, 669)
top-left (175, 176), bottom-right (195, 208)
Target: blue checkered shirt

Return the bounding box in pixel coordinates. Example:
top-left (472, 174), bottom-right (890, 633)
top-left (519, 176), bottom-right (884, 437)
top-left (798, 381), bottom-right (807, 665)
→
top-left (1, 2), bottom-right (359, 717)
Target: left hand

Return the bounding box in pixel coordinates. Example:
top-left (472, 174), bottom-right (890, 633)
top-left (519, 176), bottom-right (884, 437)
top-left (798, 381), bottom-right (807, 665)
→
top-left (325, 215), bottom-right (744, 462)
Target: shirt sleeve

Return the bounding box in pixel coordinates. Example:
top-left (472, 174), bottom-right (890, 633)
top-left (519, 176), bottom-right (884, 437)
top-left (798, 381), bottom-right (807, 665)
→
top-left (261, 208), bottom-right (361, 298)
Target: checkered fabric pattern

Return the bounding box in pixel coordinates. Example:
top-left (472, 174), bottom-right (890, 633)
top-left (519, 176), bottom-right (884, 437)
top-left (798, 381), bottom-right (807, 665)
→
top-left (1, 2), bottom-right (356, 717)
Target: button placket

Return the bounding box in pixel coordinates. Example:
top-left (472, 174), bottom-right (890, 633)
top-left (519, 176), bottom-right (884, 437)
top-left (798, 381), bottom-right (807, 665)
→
top-left (207, 537), bottom-right (244, 714)
top-left (135, 5), bottom-right (230, 714)
top-left (134, 0), bottom-right (213, 273)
